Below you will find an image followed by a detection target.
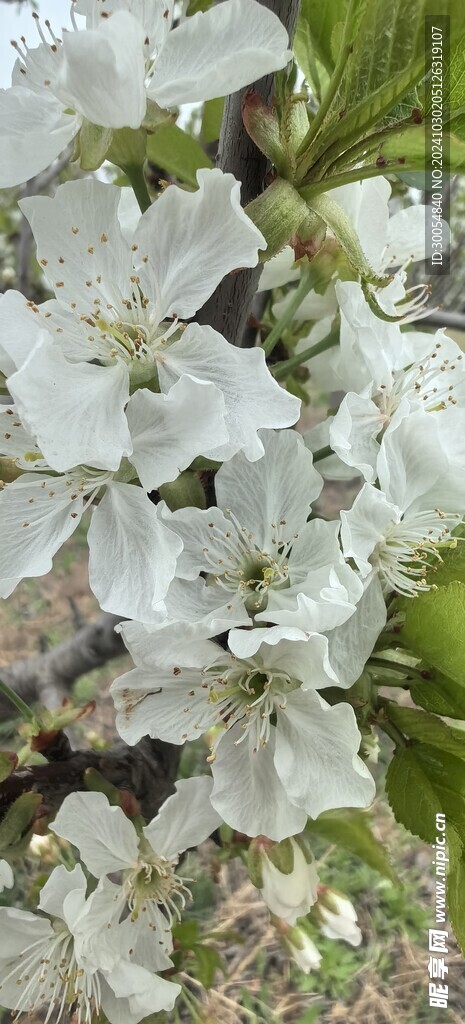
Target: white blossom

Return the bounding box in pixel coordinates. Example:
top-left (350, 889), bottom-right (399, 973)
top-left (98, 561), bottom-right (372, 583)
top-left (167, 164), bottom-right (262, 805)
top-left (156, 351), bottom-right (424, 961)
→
top-left (0, 864), bottom-right (180, 1023)
top-left (0, 859), bottom-right (13, 893)
top-left (111, 620), bottom-right (375, 841)
top-left (250, 836), bottom-right (319, 924)
top-left (315, 888), bottom-right (362, 947)
top-left (0, 0), bottom-right (291, 186)
top-left (50, 779), bottom-right (221, 971)
top-left (1, 173), bottom-right (298, 472)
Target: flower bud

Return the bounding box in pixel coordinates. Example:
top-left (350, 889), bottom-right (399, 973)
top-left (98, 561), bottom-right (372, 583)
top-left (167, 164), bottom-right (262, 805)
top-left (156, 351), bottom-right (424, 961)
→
top-left (313, 886), bottom-right (362, 947)
top-left (272, 916), bottom-right (322, 973)
top-left (248, 835), bottom-right (319, 924)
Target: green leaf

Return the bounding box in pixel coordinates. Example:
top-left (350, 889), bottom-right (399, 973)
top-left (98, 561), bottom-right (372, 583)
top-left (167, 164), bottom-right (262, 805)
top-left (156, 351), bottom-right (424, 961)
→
top-left (386, 705), bottom-right (465, 757)
top-left (0, 792), bottom-right (43, 856)
top-left (386, 743), bottom-right (465, 843)
top-left (186, 0), bottom-right (213, 12)
top-left (402, 581), bottom-right (465, 684)
top-left (410, 669), bottom-right (465, 721)
top-left (447, 829), bottom-right (465, 955)
top-left (0, 751), bottom-right (17, 783)
top-left (295, 0), bottom-right (348, 76)
top-left (146, 124), bottom-right (212, 187)
top-left (200, 97), bottom-right (224, 143)
top-left (422, 525), bottom-right (465, 588)
top-left (379, 125), bottom-right (465, 172)
top-left (192, 944), bottom-right (223, 989)
top-left (307, 809), bottom-right (396, 882)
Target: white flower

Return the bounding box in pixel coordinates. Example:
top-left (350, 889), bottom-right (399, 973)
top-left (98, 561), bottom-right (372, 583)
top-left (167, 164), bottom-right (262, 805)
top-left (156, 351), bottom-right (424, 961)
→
top-left (0, 404), bottom-right (183, 619)
top-left (0, 863), bottom-right (180, 1023)
top-left (0, 0), bottom-right (291, 187)
top-left (315, 888), bottom-right (362, 947)
top-left (340, 409), bottom-right (464, 598)
top-left (50, 778), bottom-right (221, 971)
top-left (110, 621), bottom-right (375, 841)
top-left (158, 428), bottom-right (362, 636)
top-left (249, 836), bottom-right (319, 924)
top-left (0, 859), bottom-right (13, 892)
top-left (1, 173), bottom-right (299, 472)
top-left (327, 282), bottom-right (465, 482)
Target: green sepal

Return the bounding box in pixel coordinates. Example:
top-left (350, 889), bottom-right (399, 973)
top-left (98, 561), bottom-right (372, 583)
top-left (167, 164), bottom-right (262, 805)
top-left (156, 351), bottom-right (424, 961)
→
top-left (83, 768), bottom-right (123, 806)
top-left (266, 837), bottom-right (295, 874)
top-left (107, 127), bottom-right (147, 171)
top-left (159, 471), bottom-right (206, 511)
top-left (78, 120), bottom-right (113, 171)
top-left (245, 179), bottom-right (313, 261)
top-left (303, 191), bottom-right (392, 287)
top-left (247, 839), bottom-right (265, 889)
top-left (242, 92), bottom-right (290, 178)
top-left (0, 751), bottom-right (18, 783)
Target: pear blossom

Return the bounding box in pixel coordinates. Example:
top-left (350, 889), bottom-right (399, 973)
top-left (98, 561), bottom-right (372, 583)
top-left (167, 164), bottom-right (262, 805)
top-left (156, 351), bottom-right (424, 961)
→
top-left (314, 888), bottom-right (362, 947)
top-left (157, 428), bottom-right (363, 636)
top-left (0, 0), bottom-right (291, 187)
top-left (0, 404), bottom-right (186, 619)
top-left (110, 619), bottom-right (375, 841)
top-left (326, 282), bottom-right (465, 482)
top-left (0, 863), bottom-right (180, 1023)
top-left (50, 778), bottom-right (221, 971)
top-left (275, 920), bottom-right (322, 972)
top-left (248, 836), bottom-right (319, 924)
top-left (340, 409), bottom-right (464, 598)
top-left (1, 173), bottom-right (299, 472)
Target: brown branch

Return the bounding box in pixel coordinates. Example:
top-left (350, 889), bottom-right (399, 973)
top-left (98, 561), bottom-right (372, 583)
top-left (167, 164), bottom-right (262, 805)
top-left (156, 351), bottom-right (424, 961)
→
top-left (0, 612), bottom-right (125, 715)
top-left (197, 0), bottom-right (301, 347)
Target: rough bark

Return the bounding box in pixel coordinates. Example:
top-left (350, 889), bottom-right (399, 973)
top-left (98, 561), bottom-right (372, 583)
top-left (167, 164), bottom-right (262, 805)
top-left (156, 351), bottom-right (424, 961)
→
top-left (197, 0), bottom-right (301, 346)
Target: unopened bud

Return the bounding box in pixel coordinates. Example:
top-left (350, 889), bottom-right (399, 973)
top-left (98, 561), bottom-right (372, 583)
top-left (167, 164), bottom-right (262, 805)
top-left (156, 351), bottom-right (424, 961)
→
top-left (312, 886), bottom-right (362, 947)
top-left (248, 835), bottom-right (319, 924)
top-left (272, 916), bottom-right (322, 973)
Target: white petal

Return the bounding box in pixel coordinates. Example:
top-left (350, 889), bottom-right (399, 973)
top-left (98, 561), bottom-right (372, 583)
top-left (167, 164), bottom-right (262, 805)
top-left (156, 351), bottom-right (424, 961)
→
top-left (159, 326), bottom-right (300, 461)
top-left (257, 247), bottom-right (300, 291)
top-left (165, 576), bottom-right (250, 634)
top-left (9, 339), bottom-right (131, 472)
top-left (340, 484), bottom-right (399, 577)
top-left (215, 427), bottom-right (322, 546)
top-left (103, 960), bottom-right (181, 1022)
top-left (274, 691), bottom-right (376, 818)
top-left (51, 792), bottom-right (139, 876)
top-left (0, 906), bottom-right (52, 961)
top-left (117, 619), bottom-right (218, 670)
top-left (0, 289), bottom-right (46, 376)
top-left (20, 178), bottom-right (132, 312)
top-left (135, 168), bottom-right (265, 320)
top-left (88, 482), bottom-right (182, 620)
top-left (228, 624), bottom-right (312, 659)
top-left (385, 204), bottom-right (438, 267)
top-left (326, 576), bottom-right (387, 688)
top-left (111, 665), bottom-right (215, 746)
top-left (329, 393), bottom-right (383, 484)
top-left (0, 860), bottom-right (13, 892)
top-left (211, 725), bottom-right (307, 841)
top-left (56, 12), bottom-right (146, 128)
top-left (38, 863), bottom-right (87, 918)
top-left (304, 417), bottom-right (362, 482)
top-left (0, 403), bottom-right (46, 470)
top-left (0, 86), bottom-right (78, 188)
top-left (149, 0), bottom-right (291, 107)
top-left (126, 377), bottom-right (227, 490)
top-left (144, 776), bottom-right (221, 859)
top-left (228, 627), bottom-right (339, 689)
top-left (378, 409), bottom-right (450, 513)
top-left (0, 474), bottom-right (85, 593)
top-left (160, 504), bottom-right (235, 580)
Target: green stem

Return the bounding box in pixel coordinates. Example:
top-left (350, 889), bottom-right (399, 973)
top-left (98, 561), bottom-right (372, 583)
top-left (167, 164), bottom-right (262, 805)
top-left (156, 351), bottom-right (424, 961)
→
top-left (368, 657), bottom-right (424, 680)
top-left (262, 266), bottom-right (324, 358)
top-left (377, 717), bottom-right (408, 749)
top-left (0, 679), bottom-right (37, 725)
top-left (298, 161), bottom-right (418, 200)
top-left (296, 0), bottom-right (357, 167)
top-left (312, 444), bottom-right (333, 463)
top-left (272, 324), bottom-right (339, 380)
top-left (124, 163), bottom-right (152, 214)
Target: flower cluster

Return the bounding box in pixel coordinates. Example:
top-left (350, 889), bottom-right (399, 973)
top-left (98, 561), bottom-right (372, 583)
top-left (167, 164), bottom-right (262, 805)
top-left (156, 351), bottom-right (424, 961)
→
top-left (0, 0), bottom-right (463, 1016)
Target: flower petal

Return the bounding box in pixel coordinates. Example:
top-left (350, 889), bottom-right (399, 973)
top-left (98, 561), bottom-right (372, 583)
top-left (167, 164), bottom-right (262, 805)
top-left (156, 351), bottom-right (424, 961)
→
top-left (111, 665), bottom-right (215, 746)
top-left (126, 377), bottom-right (227, 490)
top-left (134, 168), bottom-right (265, 320)
top-left (88, 482), bottom-right (182, 620)
top-left (38, 863), bottom-right (87, 918)
top-left (149, 0), bottom-right (291, 106)
top-left (51, 792), bottom-right (139, 877)
top-left (274, 691), bottom-right (375, 818)
top-left (143, 776), bottom-right (221, 859)
top-left (159, 329), bottom-right (301, 462)
top-left (0, 86), bottom-right (78, 188)
top-left (9, 338), bottom-right (131, 472)
top-left (326, 577), bottom-right (387, 688)
top-left (0, 289), bottom-right (47, 376)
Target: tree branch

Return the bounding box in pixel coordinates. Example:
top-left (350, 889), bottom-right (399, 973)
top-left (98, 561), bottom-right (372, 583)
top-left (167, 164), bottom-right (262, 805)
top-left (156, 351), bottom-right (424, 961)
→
top-left (197, 0), bottom-right (300, 347)
top-left (0, 612), bottom-right (125, 714)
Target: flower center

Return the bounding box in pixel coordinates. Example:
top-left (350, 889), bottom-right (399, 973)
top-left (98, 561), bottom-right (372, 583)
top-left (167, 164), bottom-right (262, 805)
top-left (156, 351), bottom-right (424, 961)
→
top-left (377, 342), bottom-right (464, 423)
top-left (124, 852), bottom-right (192, 929)
top-left (203, 511), bottom-right (291, 615)
top-left (204, 662), bottom-right (299, 755)
top-left (371, 507), bottom-right (461, 596)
